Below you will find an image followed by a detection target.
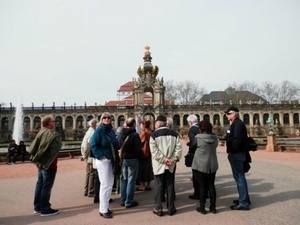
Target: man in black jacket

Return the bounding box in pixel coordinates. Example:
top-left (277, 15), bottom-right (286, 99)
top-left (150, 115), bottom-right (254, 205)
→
top-left (225, 106), bottom-right (251, 210)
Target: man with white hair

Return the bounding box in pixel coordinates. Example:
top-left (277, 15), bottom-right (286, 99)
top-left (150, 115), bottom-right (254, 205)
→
top-left (186, 114), bottom-right (200, 200)
top-left (81, 118), bottom-right (97, 197)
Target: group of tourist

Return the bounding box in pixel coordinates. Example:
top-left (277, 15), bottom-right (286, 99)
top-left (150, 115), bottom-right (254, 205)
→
top-left (6, 139), bottom-right (27, 164)
top-left (27, 105), bottom-right (251, 218)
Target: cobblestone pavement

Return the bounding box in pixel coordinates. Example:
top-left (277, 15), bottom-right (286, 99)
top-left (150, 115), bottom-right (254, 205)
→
top-left (0, 141), bottom-right (299, 225)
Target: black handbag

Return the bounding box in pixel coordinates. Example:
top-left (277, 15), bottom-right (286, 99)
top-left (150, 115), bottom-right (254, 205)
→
top-left (111, 156), bottom-right (121, 176)
top-left (248, 137), bottom-right (258, 151)
top-left (184, 153), bottom-right (194, 167)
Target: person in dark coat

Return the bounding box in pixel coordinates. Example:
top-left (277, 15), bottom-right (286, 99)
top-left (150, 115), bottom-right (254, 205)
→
top-left (6, 139), bottom-right (18, 164)
top-left (186, 114), bottom-right (200, 200)
top-left (225, 106), bottom-right (251, 210)
top-left (119, 118), bottom-right (143, 208)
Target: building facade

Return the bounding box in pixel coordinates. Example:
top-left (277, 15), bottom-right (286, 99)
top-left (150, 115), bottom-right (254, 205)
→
top-left (1, 46), bottom-right (300, 142)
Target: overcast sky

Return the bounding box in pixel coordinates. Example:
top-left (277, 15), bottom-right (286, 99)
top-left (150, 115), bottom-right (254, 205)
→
top-left (1, 0), bottom-right (299, 107)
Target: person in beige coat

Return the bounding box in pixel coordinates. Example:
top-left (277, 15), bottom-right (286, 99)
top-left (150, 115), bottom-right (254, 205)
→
top-left (149, 115), bottom-right (182, 217)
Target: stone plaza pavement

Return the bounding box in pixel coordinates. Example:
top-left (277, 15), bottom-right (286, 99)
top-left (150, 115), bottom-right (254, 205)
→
top-left (0, 140), bottom-right (299, 225)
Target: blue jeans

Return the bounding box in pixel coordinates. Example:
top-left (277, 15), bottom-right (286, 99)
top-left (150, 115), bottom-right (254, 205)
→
top-left (120, 158), bottom-right (139, 206)
top-left (228, 153), bottom-right (250, 208)
top-left (34, 167), bottom-right (57, 213)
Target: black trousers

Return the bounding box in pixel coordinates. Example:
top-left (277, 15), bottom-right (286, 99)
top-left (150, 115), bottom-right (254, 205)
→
top-left (154, 170), bottom-right (176, 212)
top-left (193, 170), bottom-right (216, 208)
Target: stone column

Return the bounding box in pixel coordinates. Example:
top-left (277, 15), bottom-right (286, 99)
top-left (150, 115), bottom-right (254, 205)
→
top-left (279, 112), bottom-right (284, 125)
top-left (62, 117), bottom-right (66, 130)
top-left (266, 135), bottom-right (278, 152)
top-left (83, 116), bottom-right (87, 129)
top-left (289, 112), bottom-right (294, 126)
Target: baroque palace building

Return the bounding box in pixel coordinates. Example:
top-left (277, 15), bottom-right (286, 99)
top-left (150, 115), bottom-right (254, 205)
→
top-left (1, 46), bottom-right (300, 142)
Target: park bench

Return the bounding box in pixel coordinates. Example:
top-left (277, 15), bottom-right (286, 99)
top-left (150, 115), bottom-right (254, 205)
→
top-left (277, 143), bottom-right (300, 152)
top-left (59, 148), bottom-right (81, 158)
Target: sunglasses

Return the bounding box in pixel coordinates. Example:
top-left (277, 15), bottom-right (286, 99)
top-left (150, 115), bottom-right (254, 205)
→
top-left (225, 113), bottom-right (232, 115)
top-left (102, 116), bottom-right (111, 120)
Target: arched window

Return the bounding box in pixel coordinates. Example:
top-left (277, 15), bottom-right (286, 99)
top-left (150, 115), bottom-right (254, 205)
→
top-left (243, 114), bottom-right (250, 125)
top-left (274, 113), bottom-right (280, 124)
top-left (253, 113), bottom-right (260, 125)
top-left (223, 114), bottom-right (230, 125)
top-left (195, 114), bottom-right (200, 122)
top-left (183, 114), bottom-right (189, 126)
top-left (87, 115), bottom-right (94, 122)
top-left (203, 114), bottom-right (210, 122)
top-left (118, 115), bottom-right (125, 127)
top-left (23, 117), bottom-right (30, 130)
top-left (263, 113), bottom-right (269, 125)
top-left (173, 114), bottom-right (180, 127)
top-left (213, 114), bottom-right (220, 125)
top-left (33, 116), bottom-right (41, 130)
top-left (76, 116), bottom-right (84, 128)
top-left (293, 113), bottom-right (299, 124)
top-left (66, 116), bottom-right (73, 129)
top-left (1, 117), bottom-right (9, 130)
top-left (283, 113), bottom-right (289, 124)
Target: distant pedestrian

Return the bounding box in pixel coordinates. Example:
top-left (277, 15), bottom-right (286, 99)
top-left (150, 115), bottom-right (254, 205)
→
top-left (225, 106), bottom-right (251, 210)
top-left (150, 115), bottom-right (182, 217)
top-left (29, 115), bottom-right (62, 217)
top-left (18, 141), bottom-right (27, 162)
top-left (6, 139), bottom-right (18, 165)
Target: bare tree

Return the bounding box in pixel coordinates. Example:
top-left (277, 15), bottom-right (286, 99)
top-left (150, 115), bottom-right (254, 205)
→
top-left (277, 80), bottom-right (300, 101)
top-left (164, 80), bottom-right (206, 105)
top-left (164, 80), bottom-right (178, 104)
top-left (231, 81), bottom-right (260, 94)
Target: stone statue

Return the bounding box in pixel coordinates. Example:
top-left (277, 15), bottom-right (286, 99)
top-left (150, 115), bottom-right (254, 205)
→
top-left (266, 116), bottom-right (274, 135)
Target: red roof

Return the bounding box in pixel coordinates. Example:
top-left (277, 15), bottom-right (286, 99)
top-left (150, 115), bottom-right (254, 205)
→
top-left (105, 94), bottom-right (152, 106)
top-left (117, 81), bottom-right (133, 92)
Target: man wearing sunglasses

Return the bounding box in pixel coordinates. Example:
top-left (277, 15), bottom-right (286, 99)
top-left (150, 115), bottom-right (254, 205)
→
top-left (225, 106), bottom-right (251, 211)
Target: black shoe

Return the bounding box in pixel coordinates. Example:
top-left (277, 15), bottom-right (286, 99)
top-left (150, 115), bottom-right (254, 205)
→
top-left (168, 209), bottom-right (177, 216)
top-left (99, 212), bottom-right (113, 219)
top-left (230, 205), bottom-right (250, 210)
top-left (153, 208), bottom-right (163, 217)
top-left (109, 198), bottom-right (113, 203)
top-left (189, 195), bottom-right (200, 200)
top-left (209, 206), bottom-right (217, 214)
top-left (94, 199), bottom-right (99, 204)
top-left (84, 193), bottom-right (88, 197)
top-left (125, 201), bottom-right (138, 208)
top-left (107, 209), bottom-right (112, 215)
top-left (120, 203), bottom-right (125, 206)
top-left (40, 209), bottom-right (60, 217)
top-left (233, 199), bottom-right (251, 205)
top-left (196, 207), bottom-right (206, 214)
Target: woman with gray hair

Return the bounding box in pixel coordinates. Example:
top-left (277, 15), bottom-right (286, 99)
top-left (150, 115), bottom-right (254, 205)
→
top-left (91, 112), bottom-right (119, 219)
